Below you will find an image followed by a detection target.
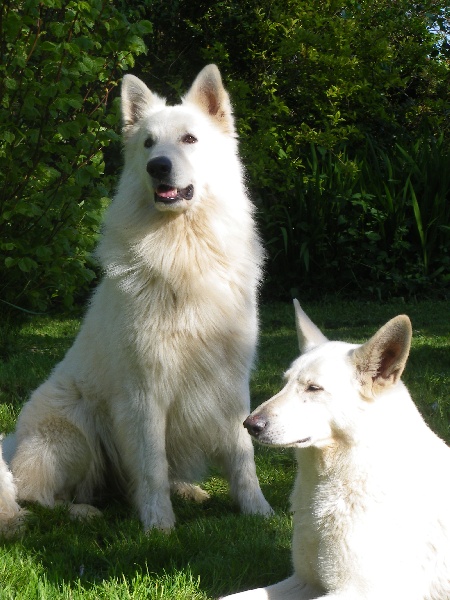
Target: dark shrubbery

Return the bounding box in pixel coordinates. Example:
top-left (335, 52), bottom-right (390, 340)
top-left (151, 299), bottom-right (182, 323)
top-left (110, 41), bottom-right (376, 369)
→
top-left (259, 139), bottom-right (450, 300)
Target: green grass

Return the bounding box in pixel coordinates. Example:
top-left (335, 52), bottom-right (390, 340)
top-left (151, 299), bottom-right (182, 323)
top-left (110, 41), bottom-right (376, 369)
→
top-left (0, 299), bottom-right (449, 598)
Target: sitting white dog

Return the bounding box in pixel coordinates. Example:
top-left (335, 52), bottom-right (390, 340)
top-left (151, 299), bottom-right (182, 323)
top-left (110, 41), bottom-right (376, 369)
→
top-left (222, 300), bottom-right (450, 600)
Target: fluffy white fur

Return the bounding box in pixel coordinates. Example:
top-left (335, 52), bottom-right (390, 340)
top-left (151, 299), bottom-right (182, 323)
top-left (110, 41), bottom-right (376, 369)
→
top-left (7, 65), bottom-right (272, 531)
top-left (222, 300), bottom-right (450, 599)
top-left (0, 441), bottom-right (26, 536)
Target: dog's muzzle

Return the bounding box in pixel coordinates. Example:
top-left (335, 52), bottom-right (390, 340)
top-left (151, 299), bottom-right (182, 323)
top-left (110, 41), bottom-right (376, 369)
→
top-left (147, 156), bottom-right (194, 204)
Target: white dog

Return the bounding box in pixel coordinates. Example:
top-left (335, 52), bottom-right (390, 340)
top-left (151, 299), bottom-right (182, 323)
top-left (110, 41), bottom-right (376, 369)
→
top-left (7, 65), bottom-right (272, 531)
top-left (222, 300), bottom-right (450, 599)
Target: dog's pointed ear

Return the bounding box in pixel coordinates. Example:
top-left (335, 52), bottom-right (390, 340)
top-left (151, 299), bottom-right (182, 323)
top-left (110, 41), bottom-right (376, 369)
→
top-left (294, 299), bottom-right (328, 353)
top-left (353, 315), bottom-right (412, 398)
top-left (121, 74), bottom-right (165, 131)
top-left (183, 64), bottom-right (235, 135)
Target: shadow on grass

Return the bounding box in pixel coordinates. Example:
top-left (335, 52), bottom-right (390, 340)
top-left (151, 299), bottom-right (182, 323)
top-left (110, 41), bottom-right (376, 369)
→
top-left (11, 492), bottom-right (292, 598)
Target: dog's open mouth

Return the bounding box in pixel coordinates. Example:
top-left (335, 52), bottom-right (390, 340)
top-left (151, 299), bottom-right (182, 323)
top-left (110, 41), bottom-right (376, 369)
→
top-left (155, 184), bottom-right (194, 204)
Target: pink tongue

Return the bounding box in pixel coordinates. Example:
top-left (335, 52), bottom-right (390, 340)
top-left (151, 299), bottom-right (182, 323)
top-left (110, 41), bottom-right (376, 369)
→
top-left (157, 185), bottom-right (177, 198)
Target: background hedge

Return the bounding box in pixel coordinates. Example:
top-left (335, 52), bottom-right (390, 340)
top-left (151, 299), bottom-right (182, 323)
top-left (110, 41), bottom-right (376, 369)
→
top-left (1, 0), bottom-right (449, 310)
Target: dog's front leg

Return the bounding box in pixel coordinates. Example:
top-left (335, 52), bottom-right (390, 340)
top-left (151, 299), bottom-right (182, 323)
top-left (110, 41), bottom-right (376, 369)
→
top-left (220, 418), bottom-right (273, 516)
top-left (135, 467), bottom-right (175, 533)
top-left (115, 394), bottom-right (175, 532)
top-left (135, 415), bottom-right (175, 532)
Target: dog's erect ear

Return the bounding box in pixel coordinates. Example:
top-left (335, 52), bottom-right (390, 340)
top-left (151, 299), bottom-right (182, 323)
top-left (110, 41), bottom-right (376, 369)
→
top-left (121, 74), bottom-right (165, 131)
top-left (353, 315), bottom-right (412, 398)
top-left (183, 64), bottom-right (235, 135)
top-left (294, 299), bottom-right (328, 353)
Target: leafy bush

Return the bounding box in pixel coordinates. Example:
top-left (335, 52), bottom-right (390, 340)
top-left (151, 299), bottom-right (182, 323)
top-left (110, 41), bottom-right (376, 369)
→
top-left (0, 0), bottom-right (151, 311)
top-left (2, 0), bottom-right (449, 309)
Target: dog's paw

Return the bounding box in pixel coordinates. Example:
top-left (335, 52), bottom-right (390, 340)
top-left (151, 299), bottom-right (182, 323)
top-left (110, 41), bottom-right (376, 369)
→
top-left (0, 507), bottom-right (29, 538)
top-left (240, 492), bottom-right (274, 517)
top-left (67, 503), bottom-right (103, 520)
top-left (172, 482), bottom-right (210, 503)
top-left (143, 510), bottom-right (176, 533)
top-left (143, 515), bottom-right (176, 534)
top-left (141, 497), bottom-right (176, 534)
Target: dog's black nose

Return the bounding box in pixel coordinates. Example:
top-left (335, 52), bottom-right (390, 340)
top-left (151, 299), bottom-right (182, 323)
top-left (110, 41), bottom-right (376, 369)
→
top-left (147, 156), bottom-right (172, 179)
top-left (243, 414), bottom-right (267, 437)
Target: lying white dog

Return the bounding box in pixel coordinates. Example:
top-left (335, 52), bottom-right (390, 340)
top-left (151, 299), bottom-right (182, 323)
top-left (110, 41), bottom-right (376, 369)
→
top-left (222, 300), bottom-right (450, 599)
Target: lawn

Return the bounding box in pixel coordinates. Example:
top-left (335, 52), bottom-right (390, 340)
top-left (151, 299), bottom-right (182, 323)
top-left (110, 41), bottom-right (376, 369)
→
top-left (0, 299), bottom-right (449, 599)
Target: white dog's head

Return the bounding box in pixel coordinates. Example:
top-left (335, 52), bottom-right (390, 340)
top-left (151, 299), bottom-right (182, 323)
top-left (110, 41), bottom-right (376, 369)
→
top-left (245, 300), bottom-right (412, 449)
top-left (120, 65), bottom-right (238, 214)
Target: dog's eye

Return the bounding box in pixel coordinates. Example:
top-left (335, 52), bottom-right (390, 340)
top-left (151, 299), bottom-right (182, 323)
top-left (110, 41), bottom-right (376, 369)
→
top-left (144, 138), bottom-right (154, 148)
top-left (181, 133), bottom-right (197, 144)
top-left (306, 384), bottom-right (322, 392)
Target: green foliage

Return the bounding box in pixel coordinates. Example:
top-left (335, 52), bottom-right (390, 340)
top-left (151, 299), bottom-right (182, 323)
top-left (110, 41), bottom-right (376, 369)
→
top-left (261, 138), bottom-right (450, 300)
top-left (0, 0), bottom-right (152, 311)
top-left (358, 136), bottom-right (450, 295)
top-left (1, 0), bottom-right (449, 309)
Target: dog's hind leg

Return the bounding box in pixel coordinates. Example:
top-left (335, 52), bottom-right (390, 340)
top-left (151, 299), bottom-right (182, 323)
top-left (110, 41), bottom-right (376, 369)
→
top-left (11, 417), bottom-right (100, 518)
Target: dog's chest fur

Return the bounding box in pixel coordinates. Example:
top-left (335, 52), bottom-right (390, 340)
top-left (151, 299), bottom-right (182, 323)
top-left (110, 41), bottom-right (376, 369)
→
top-left (290, 445), bottom-right (391, 591)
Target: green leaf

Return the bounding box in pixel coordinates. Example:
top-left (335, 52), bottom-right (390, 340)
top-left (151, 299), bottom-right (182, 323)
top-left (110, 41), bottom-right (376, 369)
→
top-left (0, 131), bottom-right (15, 144)
top-left (18, 257), bottom-right (38, 273)
top-left (4, 78), bottom-right (18, 90)
top-left (4, 257), bottom-right (16, 268)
